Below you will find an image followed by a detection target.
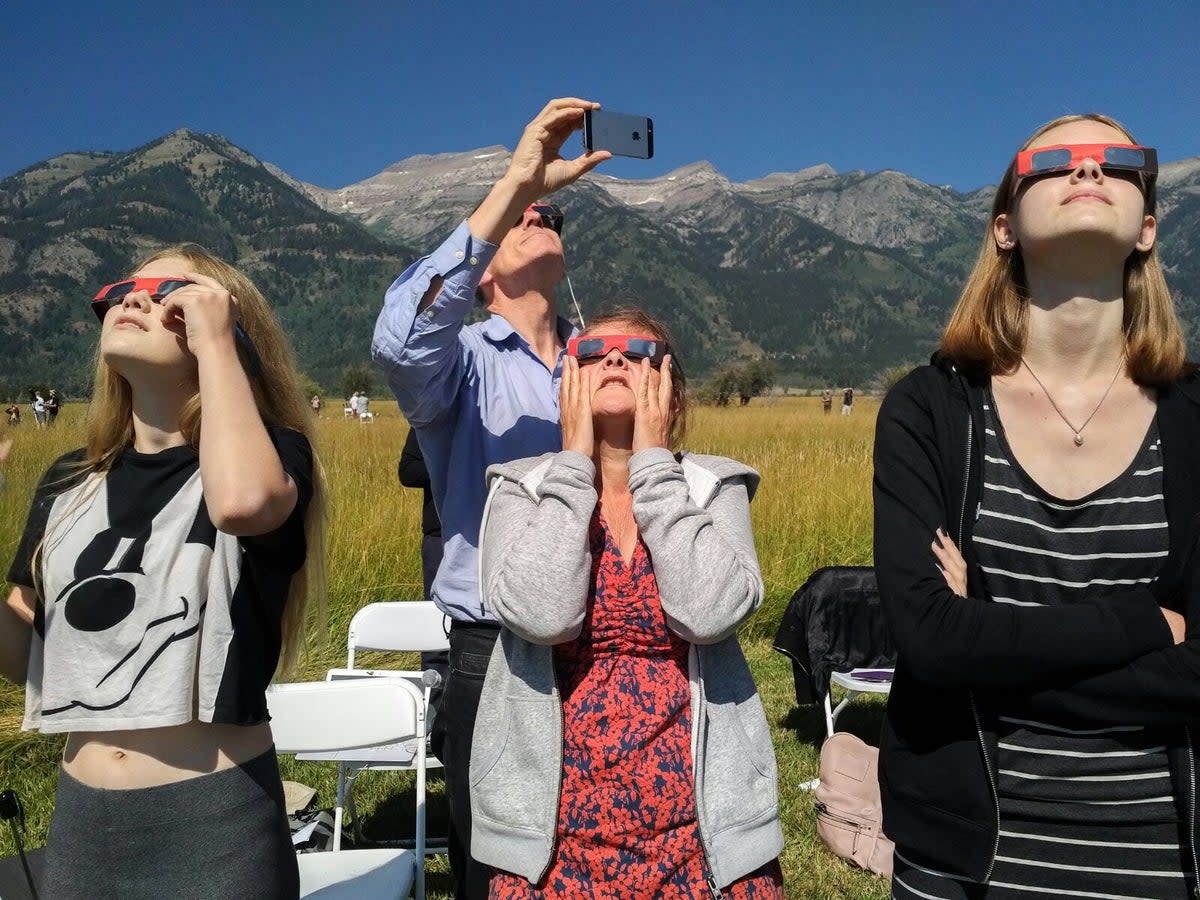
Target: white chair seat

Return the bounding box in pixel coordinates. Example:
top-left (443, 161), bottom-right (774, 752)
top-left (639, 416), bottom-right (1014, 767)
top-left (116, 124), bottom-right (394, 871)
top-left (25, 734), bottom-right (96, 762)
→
top-left (822, 668), bottom-right (895, 742)
top-left (298, 847), bottom-right (415, 900)
top-left (830, 668), bottom-right (894, 695)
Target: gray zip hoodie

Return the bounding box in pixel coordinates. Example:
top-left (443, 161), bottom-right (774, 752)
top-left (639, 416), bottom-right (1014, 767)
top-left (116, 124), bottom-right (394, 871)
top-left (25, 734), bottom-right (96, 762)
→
top-left (470, 447), bottom-right (784, 889)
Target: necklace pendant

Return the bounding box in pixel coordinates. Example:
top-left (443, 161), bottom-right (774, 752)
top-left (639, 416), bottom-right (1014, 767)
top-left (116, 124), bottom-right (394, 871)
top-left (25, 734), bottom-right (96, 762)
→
top-left (1074, 433), bottom-right (1084, 447)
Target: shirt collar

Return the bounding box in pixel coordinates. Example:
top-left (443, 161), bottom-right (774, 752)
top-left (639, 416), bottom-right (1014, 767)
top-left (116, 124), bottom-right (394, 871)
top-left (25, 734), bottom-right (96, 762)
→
top-left (482, 313), bottom-right (579, 349)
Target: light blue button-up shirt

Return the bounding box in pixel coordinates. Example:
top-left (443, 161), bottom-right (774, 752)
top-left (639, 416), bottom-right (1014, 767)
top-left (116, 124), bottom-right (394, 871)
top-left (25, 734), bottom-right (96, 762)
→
top-left (372, 221), bottom-right (576, 622)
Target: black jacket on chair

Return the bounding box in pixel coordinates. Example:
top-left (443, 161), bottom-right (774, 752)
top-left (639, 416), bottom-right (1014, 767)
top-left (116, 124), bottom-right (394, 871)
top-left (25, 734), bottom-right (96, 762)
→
top-left (873, 354), bottom-right (1200, 882)
top-left (773, 566), bottom-right (895, 706)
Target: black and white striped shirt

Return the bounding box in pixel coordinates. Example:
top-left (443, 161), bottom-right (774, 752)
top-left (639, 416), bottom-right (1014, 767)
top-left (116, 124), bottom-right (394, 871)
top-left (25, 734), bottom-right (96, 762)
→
top-left (892, 399), bottom-right (1192, 900)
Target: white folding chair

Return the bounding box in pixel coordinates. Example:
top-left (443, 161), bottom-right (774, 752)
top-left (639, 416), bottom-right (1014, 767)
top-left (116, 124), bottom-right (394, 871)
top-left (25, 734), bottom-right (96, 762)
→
top-left (824, 668), bottom-right (894, 738)
top-left (326, 602), bottom-right (450, 862)
top-left (268, 680), bottom-right (421, 900)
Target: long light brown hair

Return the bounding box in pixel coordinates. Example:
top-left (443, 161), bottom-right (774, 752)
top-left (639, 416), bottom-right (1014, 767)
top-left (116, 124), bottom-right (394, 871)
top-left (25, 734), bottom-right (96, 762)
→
top-left (82, 244), bottom-right (327, 674)
top-left (583, 307), bottom-right (689, 449)
top-left (940, 113), bottom-right (1186, 385)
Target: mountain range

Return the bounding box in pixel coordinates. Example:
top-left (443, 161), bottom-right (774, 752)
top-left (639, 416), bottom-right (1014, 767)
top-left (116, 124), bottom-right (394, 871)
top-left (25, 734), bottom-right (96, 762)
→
top-left (2, 130), bottom-right (1198, 394)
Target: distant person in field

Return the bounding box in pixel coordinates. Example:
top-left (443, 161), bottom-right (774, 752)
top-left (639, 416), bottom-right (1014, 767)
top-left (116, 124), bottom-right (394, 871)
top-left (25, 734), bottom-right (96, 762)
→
top-left (372, 97), bottom-right (612, 900)
top-left (841, 386), bottom-right (854, 415)
top-left (821, 387), bottom-right (833, 414)
top-left (31, 391), bottom-right (46, 427)
top-left (46, 389), bottom-right (60, 425)
top-left (472, 308), bottom-right (784, 896)
top-left (348, 390), bottom-right (360, 418)
top-left (875, 115), bottom-right (1200, 899)
top-left (310, 394), bottom-right (322, 415)
top-left (1, 246), bottom-right (326, 899)
top-left (5, 403), bottom-right (20, 426)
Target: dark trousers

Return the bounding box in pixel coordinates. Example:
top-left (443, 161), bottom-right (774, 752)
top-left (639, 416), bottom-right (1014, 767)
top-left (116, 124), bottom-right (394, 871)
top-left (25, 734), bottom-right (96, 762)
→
top-left (429, 620), bottom-right (500, 900)
top-left (419, 533), bottom-right (448, 715)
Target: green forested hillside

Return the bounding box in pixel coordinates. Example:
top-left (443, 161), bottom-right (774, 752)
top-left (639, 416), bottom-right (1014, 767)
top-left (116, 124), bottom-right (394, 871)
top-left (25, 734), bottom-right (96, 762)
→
top-left (0, 130), bottom-right (412, 394)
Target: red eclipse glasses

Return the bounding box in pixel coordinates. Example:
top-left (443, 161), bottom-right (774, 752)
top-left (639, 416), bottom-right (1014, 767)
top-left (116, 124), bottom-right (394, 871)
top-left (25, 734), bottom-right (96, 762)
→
top-left (514, 203), bottom-right (564, 234)
top-left (567, 334), bottom-right (668, 367)
top-left (91, 275), bottom-right (264, 377)
top-left (1015, 143), bottom-right (1158, 183)
top-left (92, 276), bottom-right (193, 322)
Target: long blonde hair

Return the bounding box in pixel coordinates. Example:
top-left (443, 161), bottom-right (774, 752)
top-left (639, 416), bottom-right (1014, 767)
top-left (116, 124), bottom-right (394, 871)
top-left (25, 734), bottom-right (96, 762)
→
top-left (83, 244), bottom-right (327, 675)
top-left (940, 113), bottom-right (1187, 385)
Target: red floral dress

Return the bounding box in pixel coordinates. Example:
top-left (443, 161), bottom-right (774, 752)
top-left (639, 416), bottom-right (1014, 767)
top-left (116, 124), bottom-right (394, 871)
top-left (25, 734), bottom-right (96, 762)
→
top-left (490, 513), bottom-right (784, 899)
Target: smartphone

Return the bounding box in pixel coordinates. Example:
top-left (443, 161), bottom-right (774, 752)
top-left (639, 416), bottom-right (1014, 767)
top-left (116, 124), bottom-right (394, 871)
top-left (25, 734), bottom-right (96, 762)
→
top-left (583, 109), bottom-right (654, 159)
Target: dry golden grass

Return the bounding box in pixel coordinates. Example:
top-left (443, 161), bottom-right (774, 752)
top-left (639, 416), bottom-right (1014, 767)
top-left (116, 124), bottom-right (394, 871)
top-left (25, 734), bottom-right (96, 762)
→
top-left (0, 397), bottom-right (887, 899)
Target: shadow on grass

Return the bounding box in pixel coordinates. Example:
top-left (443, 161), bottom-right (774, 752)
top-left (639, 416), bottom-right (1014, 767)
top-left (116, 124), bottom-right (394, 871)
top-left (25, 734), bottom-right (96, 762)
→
top-left (352, 772), bottom-right (450, 842)
top-left (781, 698), bottom-right (887, 750)
top-left (344, 770), bottom-right (454, 897)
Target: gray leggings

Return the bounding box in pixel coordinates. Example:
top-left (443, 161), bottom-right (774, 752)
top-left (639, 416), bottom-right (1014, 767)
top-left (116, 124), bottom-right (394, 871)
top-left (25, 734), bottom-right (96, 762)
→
top-left (43, 749), bottom-right (299, 900)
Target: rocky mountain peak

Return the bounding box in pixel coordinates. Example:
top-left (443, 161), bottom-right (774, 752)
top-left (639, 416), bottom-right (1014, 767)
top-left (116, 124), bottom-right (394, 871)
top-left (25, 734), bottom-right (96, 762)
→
top-left (742, 163), bottom-right (838, 191)
top-left (1162, 157), bottom-right (1200, 186)
top-left (593, 160), bottom-right (732, 208)
top-left (377, 144), bottom-right (510, 177)
top-left (292, 145), bottom-right (515, 241)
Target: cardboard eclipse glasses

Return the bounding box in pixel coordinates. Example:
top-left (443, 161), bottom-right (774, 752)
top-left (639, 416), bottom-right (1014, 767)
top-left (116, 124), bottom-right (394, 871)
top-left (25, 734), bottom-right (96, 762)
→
top-left (92, 276), bottom-right (263, 377)
top-left (567, 334), bottom-right (668, 367)
top-left (1015, 143), bottom-right (1158, 183)
top-left (92, 277), bottom-right (193, 321)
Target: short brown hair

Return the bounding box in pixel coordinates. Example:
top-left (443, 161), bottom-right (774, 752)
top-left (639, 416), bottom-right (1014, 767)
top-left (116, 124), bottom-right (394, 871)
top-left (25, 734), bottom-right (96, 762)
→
top-left (584, 306), bottom-right (689, 448)
top-left (940, 113), bottom-right (1186, 386)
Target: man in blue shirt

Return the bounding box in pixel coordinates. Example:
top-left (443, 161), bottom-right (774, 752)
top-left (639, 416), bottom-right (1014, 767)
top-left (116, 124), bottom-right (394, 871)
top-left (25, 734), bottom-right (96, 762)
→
top-left (372, 97), bottom-right (611, 899)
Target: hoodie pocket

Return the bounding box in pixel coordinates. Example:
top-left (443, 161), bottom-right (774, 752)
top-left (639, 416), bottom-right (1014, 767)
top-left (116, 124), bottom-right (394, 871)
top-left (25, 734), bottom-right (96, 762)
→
top-left (471, 697), bottom-right (560, 831)
top-left (702, 697), bottom-right (778, 832)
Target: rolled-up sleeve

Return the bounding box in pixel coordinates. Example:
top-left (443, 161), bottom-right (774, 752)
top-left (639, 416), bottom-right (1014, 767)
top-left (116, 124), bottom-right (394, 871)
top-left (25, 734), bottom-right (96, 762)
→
top-left (371, 221), bottom-right (498, 426)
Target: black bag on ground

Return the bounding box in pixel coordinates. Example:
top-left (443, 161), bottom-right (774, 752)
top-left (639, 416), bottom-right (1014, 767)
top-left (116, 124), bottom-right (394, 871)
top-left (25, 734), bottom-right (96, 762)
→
top-left (772, 566), bottom-right (896, 706)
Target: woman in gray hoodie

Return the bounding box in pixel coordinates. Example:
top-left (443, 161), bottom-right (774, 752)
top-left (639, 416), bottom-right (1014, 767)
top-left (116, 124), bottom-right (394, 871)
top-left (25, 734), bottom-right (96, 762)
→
top-left (470, 308), bottom-right (784, 898)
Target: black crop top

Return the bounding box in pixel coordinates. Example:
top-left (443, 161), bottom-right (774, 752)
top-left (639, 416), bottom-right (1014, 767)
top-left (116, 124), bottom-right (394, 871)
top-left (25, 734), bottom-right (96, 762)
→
top-left (7, 428), bottom-right (313, 733)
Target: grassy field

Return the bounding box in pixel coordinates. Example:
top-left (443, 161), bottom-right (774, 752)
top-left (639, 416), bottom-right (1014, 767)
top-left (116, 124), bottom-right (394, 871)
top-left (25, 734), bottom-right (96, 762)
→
top-left (0, 398), bottom-right (888, 899)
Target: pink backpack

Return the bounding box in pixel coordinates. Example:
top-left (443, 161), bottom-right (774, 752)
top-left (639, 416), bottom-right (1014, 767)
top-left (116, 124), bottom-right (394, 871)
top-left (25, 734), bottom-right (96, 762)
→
top-left (814, 732), bottom-right (894, 877)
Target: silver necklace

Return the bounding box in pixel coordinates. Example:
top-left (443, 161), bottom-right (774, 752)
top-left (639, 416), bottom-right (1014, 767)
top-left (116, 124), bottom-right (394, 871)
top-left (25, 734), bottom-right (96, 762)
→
top-left (1020, 355), bottom-right (1125, 447)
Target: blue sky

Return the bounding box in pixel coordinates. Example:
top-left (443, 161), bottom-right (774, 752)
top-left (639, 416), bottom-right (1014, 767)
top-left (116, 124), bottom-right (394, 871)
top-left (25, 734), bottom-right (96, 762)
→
top-left (2, 0), bottom-right (1197, 193)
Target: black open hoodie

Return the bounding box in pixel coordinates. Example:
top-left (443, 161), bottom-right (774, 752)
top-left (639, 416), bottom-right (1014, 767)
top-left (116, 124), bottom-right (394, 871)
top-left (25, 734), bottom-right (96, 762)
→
top-left (873, 354), bottom-right (1200, 882)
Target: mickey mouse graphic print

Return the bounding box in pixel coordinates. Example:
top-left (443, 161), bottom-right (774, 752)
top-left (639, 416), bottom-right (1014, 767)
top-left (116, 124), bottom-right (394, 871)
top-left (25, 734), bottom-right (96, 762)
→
top-left (8, 430), bottom-right (311, 733)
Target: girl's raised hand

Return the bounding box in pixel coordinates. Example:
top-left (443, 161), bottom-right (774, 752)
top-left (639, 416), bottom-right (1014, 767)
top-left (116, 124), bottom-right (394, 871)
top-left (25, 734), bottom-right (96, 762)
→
top-left (158, 271), bottom-right (238, 359)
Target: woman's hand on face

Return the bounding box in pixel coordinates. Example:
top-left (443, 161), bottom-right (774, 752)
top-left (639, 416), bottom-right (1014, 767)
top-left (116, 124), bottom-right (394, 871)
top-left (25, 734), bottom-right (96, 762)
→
top-left (158, 271), bottom-right (238, 360)
top-left (560, 355), bottom-right (595, 455)
top-left (631, 356), bottom-right (673, 454)
top-left (932, 528), bottom-right (968, 597)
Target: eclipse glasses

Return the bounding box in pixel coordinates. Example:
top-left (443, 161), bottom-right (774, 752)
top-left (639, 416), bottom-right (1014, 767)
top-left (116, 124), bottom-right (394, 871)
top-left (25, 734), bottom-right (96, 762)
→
top-left (92, 277), bottom-right (193, 321)
top-left (91, 276), bottom-right (263, 377)
top-left (567, 334), bottom-right (668, 367)
top-left (1015, 143), bottom-right (1158, 183)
